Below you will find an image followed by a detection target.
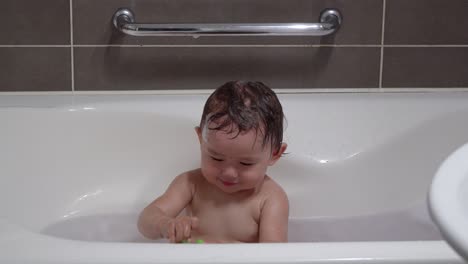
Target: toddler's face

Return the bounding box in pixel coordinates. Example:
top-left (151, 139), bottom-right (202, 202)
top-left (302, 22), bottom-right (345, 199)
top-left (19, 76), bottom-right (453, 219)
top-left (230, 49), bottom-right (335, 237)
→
top-left (196, 126), bottom-right (284, 194)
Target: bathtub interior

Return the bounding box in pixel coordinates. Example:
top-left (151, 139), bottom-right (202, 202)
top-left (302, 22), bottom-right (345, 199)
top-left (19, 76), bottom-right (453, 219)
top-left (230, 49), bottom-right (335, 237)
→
top-left (1, 93), bottom-right (468, 243)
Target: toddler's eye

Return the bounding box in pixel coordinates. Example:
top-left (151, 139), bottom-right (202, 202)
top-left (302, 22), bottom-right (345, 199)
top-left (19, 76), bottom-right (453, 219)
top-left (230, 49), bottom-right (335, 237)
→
top-left (211, 156), bottom-right (223, 162)
top-left (240, 162), bottom-right (254, 166)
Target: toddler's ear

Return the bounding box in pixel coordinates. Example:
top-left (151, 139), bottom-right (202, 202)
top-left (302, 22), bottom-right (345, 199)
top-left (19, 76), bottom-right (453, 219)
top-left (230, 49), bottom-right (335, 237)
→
top-left (269, 143), bottom-right (287, 166)
top-left (194, 126), bottom-right (203, 144)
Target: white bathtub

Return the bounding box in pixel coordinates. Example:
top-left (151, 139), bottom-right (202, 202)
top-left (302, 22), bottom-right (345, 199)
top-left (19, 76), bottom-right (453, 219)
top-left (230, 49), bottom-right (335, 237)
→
top-left (0, 91), bottom-right (466, 263)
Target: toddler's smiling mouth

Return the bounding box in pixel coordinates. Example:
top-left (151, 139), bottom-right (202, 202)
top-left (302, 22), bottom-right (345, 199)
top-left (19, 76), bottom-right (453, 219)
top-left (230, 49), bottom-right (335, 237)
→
top-left (218, 178), bottom-right (238, 186)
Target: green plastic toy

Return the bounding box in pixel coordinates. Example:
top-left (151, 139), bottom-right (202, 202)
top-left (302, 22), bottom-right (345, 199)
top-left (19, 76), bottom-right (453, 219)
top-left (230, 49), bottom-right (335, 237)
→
top-left (181, 239), bottom-right (204, 244)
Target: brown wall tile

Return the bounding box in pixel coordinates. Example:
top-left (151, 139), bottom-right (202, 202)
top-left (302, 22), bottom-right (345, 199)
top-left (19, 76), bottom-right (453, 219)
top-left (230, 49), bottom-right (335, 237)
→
top-left (385, 0), bottom-right (468, 45)
top-left (0, 48), bottom-right (71, 91)
top-left (73, 0), bottom-right (382, 45)
top-left (2, 0), bottom-right (70, 45)
top-left (4, 0), bottom-right (466, 92)
top-left (383, 48), bottom-right (468, 88)
top-left (74, 47), bottom-right (380, 90)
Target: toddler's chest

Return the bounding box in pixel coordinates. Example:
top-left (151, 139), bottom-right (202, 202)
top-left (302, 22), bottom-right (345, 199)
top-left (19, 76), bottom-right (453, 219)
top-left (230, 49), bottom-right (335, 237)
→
top-left (188, 193), bottom-right (261, 242)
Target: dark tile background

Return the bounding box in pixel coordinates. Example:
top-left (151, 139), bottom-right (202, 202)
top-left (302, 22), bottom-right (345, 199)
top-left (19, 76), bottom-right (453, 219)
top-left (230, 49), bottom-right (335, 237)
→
top-left (74, 47), bottom-right (380, 90)
top-left (2, 0), bottom-right (468, 91)
top-left (385, 0), bottom-right (468, 45)
top-left (1, 0), bottom-right (70, 45)
top-left (0, 48), bottom-right (71, 91)
top-left (73, 0), bottom-right (382, 45)
top-left (383, 48), bottom-right (468, 88)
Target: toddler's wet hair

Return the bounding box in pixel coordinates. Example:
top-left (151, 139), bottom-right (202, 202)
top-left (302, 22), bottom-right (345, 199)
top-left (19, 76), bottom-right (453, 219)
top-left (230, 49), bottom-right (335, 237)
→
top-left (199, 81), bottom-right (284, 153)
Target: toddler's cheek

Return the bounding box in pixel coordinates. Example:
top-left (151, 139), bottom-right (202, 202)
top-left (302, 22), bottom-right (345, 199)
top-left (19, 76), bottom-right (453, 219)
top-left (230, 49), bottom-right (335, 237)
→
top-left (245, 170), bottom-right (266, 183)
top-left (201, 166), bottom-right (217, 180)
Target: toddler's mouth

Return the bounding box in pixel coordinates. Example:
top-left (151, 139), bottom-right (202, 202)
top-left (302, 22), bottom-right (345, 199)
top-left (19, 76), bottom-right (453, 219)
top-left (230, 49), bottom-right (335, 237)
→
top-left (218, 178), bottom-right (238, 186)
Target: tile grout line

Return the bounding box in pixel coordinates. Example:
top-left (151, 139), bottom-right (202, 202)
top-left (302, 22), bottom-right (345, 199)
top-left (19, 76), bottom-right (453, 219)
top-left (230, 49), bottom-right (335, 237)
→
top-left (2, 87), bottom-right (468, 96)
top-left (70, 0), bottom-right (75, 94)
top-left (0, 45), bottom-right (71, 47)
top-left (3, 44), bottom-right (468, 48)
top-left (379, 0), bottom-right (386, 90)
top-left (72, 44), bottom-right (382, 48)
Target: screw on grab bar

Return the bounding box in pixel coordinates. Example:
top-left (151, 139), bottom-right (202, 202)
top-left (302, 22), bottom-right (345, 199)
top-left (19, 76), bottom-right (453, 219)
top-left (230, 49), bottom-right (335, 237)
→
top-left (112, 8), bottom-right (342, 37)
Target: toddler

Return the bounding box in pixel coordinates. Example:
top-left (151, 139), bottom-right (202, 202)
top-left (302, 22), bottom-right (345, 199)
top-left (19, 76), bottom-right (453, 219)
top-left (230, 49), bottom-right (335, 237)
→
top-left (138, 81), bottom-right (289, 243)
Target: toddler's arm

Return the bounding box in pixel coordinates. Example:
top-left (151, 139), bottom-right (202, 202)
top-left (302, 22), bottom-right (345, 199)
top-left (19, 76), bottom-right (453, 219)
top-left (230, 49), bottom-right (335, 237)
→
top-left (137, 172), bottom-right (197, 242)
top-left (258, 187), bottom-right (289, 242)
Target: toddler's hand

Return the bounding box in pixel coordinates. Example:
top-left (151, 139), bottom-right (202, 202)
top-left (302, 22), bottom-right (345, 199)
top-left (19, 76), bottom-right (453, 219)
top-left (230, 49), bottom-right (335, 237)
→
top-left (161, 216), bottom-right (199, 243)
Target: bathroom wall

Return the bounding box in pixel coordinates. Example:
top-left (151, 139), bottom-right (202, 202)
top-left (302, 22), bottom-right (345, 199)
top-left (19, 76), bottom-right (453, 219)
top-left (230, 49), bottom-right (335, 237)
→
top-left (1, 0), bottom-right (467, 92)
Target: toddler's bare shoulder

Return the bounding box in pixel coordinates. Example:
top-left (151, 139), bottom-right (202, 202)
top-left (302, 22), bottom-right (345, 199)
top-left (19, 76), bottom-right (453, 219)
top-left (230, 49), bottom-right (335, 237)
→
top-left (186, 169), bottom-right (205, 183)
top-left (262, 176), bottom-right (286, 193)
top-left (260, 176), bottom-right (288, 203)
top-left (177, 168), bottom-right (203, 181)
top-left (170, 169), bottom-right (203, 193)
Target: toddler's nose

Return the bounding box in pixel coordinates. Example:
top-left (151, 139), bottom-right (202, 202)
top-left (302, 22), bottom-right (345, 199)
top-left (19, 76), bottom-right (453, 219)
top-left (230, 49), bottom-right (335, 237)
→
top-left (220, 167), bottom-right (238, 181)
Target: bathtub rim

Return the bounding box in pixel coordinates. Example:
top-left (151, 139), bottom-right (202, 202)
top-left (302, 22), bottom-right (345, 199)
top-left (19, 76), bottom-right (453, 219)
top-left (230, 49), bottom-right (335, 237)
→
top-left (0, 90), bottom-right (468, 109)
top-left (0, 222), bottom-right (463, 264)
top-left (1, 89), bottom-right (468, 106)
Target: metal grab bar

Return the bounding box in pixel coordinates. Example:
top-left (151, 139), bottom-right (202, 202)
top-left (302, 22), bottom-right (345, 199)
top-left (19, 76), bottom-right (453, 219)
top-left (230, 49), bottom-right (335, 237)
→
top-left (112, 8), bottom-right (342, 37)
